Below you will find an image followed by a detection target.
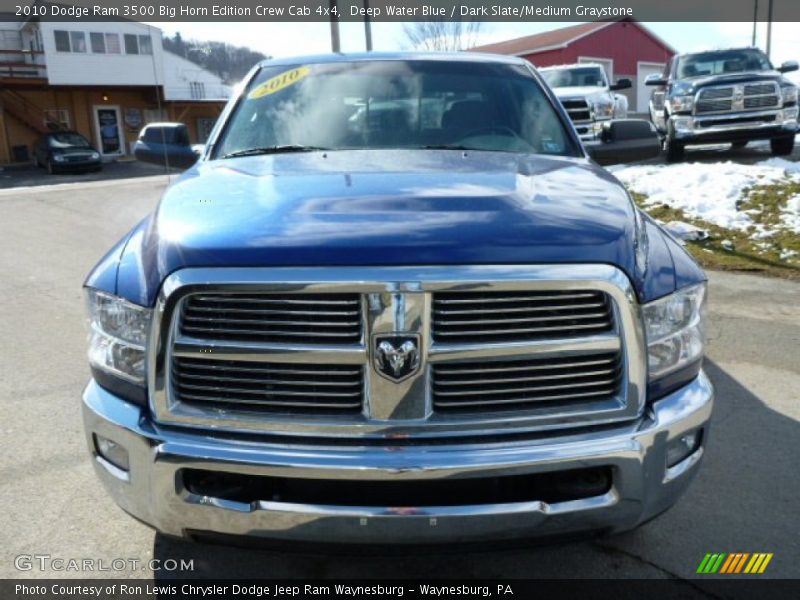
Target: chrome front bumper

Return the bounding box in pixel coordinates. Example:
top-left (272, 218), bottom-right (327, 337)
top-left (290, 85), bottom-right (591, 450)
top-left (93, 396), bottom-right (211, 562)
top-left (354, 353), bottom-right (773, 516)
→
top-left (673, 108), bottom-right (798, 140)
top-left (82, 372), bottom-right (713, 544)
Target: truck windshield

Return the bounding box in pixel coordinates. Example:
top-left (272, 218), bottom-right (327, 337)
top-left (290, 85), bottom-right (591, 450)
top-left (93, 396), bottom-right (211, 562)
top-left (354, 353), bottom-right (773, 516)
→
top-left (541, 66), bottom-right (607, 88)
top-left (215, 60), bottom-right (577, 158)
top-left (676, 49), bottom-right (773, 78)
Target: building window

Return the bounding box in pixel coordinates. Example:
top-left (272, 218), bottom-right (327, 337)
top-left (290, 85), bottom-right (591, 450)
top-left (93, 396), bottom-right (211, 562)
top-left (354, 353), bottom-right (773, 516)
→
top-left (105, 33), bottom-right (121, 54)
top-left (43, 109), bottom-right (71, 131)
top-left (124, 34), bottom-right (139, 54)
top-left (189, 82), bottom-right (206, 100)
top-left (54, 30), bottom-right (88, 52)
top-left (90, 32), bottom-right (105, 53)
top-left (69, 31), bottom-right (86, 53)
top-left (54, 30), bottom-right (70, 52)
top-left (138, 35), bottom-right (153, 55)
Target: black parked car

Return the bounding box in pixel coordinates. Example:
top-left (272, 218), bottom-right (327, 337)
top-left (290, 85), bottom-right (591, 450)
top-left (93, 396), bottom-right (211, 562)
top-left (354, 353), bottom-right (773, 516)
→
top-left (645, 47), bottom-right (798, 161)
top-left (33, 131), bottom-right (103, 174)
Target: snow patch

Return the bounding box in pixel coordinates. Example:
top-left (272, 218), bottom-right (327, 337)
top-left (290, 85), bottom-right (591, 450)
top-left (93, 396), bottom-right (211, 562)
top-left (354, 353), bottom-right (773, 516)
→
top-left (782, 194), bottom-right (800, 234)
top-left (609, 159), bottom-right (800, 236)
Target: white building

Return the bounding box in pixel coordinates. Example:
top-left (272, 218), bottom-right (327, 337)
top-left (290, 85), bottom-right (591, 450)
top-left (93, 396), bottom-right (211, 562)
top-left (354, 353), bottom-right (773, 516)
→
top-left (0, 12), bottom-right (233, 164)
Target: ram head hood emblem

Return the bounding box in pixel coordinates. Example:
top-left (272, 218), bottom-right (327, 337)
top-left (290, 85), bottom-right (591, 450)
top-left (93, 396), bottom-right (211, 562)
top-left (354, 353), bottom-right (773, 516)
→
top-left (373, 334), bottom-right (421, 382)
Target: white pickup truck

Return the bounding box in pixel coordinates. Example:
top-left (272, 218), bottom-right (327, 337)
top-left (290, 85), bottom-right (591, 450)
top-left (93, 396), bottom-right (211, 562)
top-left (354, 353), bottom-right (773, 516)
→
top-left (540, 63), bottom-right (631, 141)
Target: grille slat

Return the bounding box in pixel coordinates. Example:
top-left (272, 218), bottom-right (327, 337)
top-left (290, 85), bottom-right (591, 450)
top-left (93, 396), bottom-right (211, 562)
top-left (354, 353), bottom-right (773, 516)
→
top-left (432, 290), bottom-right (613, 344)
top-left (180, 292), bottom-right (362, 345)
top-left (172, 357), bottom-right (364, 414)
top-left (433, 367), bottom-right (617, 386)
top-left (432, 352), bottom-right (622, 413)
top-left (178, 393), bottom-right (363, 410)
top-left (433, 301), bottom-right (606, 315)
top-left (435, 389), bottom-right (618, 408)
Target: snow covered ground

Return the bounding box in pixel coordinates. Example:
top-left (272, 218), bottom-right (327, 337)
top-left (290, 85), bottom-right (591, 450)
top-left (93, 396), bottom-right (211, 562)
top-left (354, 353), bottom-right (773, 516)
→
top-left (609, 157), bottom-right (800, 237)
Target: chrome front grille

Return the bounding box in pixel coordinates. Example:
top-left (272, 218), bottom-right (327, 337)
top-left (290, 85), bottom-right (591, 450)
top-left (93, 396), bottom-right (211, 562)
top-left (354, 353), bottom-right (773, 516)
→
top-left (432, 352), bottom-right (622, 412)
top-left (561, 98), bottom-right (591, 123)
top-left (151, 266), bottom-right (646, 439)
top-left (180, 293), bottom-right (362, 344)
top-left (695, 81), bottom-right (780, 115)
top-left (432, 290), bottom-right (613, 344)
top-left (172, 358), bottom-right (364, 414)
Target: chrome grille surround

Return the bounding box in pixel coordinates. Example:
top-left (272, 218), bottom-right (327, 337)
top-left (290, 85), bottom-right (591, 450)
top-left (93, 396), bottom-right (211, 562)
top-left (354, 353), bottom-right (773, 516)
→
top-left (148, 265), bottom-right (646, 440)
top-left (694, 81), bottom-right (780, 115)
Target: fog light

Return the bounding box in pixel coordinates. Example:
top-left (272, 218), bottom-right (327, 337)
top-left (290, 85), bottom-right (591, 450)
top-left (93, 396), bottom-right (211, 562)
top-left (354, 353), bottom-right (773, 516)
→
top-left (666, 429), bottom-right (702, 468)
top-left (673, 117), bottom-right (693, 132)
top-left (93, 434), bottom-right (130, 471)
top-left (783, 106), bottom-right (799, 123)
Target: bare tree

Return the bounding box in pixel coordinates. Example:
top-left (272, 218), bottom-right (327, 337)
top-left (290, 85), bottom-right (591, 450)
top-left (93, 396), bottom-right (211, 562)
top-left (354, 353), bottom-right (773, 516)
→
top-left (403, 21), bottom-right (483, 52)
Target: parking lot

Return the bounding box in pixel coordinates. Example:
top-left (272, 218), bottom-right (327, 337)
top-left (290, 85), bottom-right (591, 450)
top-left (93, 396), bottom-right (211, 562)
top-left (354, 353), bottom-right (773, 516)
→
top-left (0, 169), bottom-right (798, 584)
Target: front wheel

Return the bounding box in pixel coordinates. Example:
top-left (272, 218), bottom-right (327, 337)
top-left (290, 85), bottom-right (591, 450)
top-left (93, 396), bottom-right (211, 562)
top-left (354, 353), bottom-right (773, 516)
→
top-left (664, 132), bottom-right (685, 162)
top-left (770, 135), bottom-right (795, 156)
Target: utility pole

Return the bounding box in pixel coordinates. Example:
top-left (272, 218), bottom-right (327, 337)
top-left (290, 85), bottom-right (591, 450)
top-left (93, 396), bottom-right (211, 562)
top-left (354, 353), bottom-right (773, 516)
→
top-left (766, 0), bottom-right (773, 58)
top-left (363, 0), bottom-right (373, 51)
top-left (329, 0), bottom-right (340, 53)
top-left (752, 0), bottom-right (758, 46)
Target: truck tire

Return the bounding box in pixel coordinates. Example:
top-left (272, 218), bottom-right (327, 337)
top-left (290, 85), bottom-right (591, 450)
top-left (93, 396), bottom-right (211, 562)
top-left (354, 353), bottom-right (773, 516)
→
top-left (664, 127), bottom-right (685, 163)
top-left (770, 135), bottom-right (795, 156)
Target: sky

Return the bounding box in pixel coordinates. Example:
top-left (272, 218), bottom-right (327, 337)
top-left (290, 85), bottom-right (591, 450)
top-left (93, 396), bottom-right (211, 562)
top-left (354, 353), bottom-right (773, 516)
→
top-left (145, 20), bottom-right (800, 79)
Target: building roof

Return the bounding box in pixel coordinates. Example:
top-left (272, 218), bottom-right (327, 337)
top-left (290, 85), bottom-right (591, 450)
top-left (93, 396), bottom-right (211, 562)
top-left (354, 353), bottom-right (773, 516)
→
top-left (469, 20), bottom-right (676, 57)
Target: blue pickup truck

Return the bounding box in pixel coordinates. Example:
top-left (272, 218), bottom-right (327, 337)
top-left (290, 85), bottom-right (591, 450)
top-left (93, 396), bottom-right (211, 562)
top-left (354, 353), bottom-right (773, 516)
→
top-left (82, 53), bottom-right (713, 545)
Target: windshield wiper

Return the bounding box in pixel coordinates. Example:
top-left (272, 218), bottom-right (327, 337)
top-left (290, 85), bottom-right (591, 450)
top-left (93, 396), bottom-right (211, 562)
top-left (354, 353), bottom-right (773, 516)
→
top-left (420, 144), bottom-right (476, 151)
top-left (221, 145), bottom-right (328, 159)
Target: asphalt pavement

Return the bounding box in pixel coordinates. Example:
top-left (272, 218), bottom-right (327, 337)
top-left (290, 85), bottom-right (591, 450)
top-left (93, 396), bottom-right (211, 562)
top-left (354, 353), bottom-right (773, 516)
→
top-left (0, 175), bottom-right (798, 584)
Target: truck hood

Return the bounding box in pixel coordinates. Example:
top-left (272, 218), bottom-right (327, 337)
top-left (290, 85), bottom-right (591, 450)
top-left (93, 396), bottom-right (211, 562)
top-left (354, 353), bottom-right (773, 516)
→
top-left (127, 150), bottom-right (639, 301)
top-left (688, 70), bottom-right (788, 90)
top-left (551, 86), bottom-right (608, 99)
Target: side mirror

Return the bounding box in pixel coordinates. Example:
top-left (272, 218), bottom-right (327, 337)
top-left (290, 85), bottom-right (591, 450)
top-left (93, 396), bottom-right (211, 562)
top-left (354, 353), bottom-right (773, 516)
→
top-left (585, 119), bottom-right (661, 166)
top-left (133, 123), bottom-right (198, 170)
top-left (778, 60), bottom-right (799, 73)
top-left (645, 73), bottom-right (668, 86)
top-left (610, 78), bottom-right (632, 91)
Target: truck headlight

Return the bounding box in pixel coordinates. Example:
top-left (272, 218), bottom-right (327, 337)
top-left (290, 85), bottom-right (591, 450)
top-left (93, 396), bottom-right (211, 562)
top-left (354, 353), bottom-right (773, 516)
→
top-left (592, 98), bottom-right (615, 119)
top-left (669, 95), bottom-right (694, 113)
top-left (85, 289), bottom-right (151, 384)
top-left (782, 85), bottom-right (798, 106)
top-left (642, 283), bottom-right (707, 380)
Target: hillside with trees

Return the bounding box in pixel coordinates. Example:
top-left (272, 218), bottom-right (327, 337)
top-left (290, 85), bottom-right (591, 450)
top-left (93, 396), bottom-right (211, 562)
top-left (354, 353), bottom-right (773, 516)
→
top-left (163, 32), bottom-right (270, 84)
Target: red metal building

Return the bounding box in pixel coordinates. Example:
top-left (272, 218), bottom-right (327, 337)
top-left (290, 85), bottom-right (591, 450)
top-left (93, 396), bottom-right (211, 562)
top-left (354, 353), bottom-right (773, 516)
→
top-left (471, 20), bottom-right (677, 114)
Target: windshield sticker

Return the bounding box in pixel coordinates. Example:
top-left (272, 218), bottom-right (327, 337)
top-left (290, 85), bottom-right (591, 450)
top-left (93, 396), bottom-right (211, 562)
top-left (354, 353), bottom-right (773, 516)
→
top-left (248, 66), bottom-right (310, 99)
